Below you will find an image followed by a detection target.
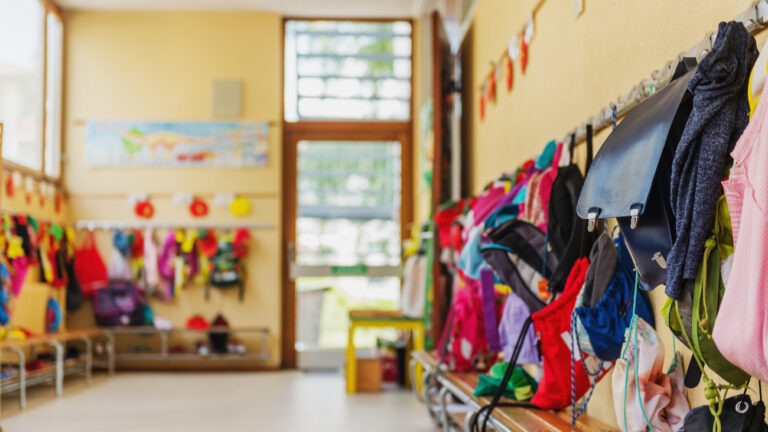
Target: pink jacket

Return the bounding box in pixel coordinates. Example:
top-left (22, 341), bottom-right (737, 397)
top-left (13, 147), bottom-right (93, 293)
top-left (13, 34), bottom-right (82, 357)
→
top-left (713, 80), bottom-right (768, 381)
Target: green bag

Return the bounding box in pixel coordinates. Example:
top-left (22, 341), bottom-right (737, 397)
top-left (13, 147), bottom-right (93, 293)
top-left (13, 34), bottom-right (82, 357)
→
top-left (663, 195), bottom-right (749, 387)
top-left (473, 362), bottom-right (537, 401)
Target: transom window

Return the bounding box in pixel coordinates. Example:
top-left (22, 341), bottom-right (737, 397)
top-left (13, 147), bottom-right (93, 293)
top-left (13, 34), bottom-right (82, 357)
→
top-left (284, 20), bottom-right (412, 121)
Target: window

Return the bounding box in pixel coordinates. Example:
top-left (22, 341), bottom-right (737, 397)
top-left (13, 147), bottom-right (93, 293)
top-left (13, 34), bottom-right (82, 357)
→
top-left (0, 0), bottom-right (63, 179)
top-left (45, 12), bottom-right (63, 178)
top-left (284, 20), bottom-right (412, 121)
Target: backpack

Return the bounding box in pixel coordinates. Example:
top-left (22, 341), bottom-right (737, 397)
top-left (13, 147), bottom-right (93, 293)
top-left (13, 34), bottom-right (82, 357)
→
top-left (74, 232), bottom-right (108, 296)
top-left (547, 130), bottom-right (597, 293)
top-left (436, 272), bottom-right (494, 372)
top-left (481, 219), bottom-right (559, 312)
top-left (206, 248), bottom-right (245, 302)
top-left (93, 280), bottom-right (144, 326)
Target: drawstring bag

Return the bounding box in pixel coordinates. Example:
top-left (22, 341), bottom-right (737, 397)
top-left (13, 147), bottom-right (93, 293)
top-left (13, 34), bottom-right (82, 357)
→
top-left (530, 257), bottom-right (611, 411)
top-left (681, 386), bottom-right (768, 432)
top-left (473, 258), bottom-right (606, 432)
top-left (664, 195), bottom-right (750, 391)
top-left (74, 232), bottom-right (108, 296)
top-left (497, 290), bottom-right (539, 365)
top-left (573, 232), bottom-right (655, 362)
top-left (612, 317), bottom-right (690, 432)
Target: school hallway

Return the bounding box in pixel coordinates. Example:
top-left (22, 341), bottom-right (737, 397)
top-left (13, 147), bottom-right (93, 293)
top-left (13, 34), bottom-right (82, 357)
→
top-left (0, 372), bottom-right (434, 432)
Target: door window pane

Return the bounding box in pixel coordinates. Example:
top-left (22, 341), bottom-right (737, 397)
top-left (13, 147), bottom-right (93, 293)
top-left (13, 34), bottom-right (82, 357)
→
top-left (296, 141), bottom-right (401, 266)
top-left (0, 0), bottom-right (44, 170)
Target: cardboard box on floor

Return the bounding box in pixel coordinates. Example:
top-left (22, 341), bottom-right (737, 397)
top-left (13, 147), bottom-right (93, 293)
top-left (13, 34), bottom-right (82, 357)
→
top-left (355, 358), bottom-right (382, 393)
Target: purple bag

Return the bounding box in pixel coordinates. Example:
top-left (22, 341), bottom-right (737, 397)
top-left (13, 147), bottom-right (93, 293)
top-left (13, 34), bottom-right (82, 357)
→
top-left (498, 292), bottom-right (540, 364)
top-left (93, 281), bottom-right (144, 326)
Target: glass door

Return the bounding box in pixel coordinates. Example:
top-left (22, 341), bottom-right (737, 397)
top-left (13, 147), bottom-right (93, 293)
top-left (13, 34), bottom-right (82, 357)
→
top-left (292, 140), bottom-right (403, 369)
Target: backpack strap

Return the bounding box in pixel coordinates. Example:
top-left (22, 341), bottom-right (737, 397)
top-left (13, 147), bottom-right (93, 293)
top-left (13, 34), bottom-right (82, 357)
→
top-left (585, 124), bottom-right (594, 173)
top-left (480, 269), bottom-right (502, 352)
top-left (472, 316), bottom-right (535, 432)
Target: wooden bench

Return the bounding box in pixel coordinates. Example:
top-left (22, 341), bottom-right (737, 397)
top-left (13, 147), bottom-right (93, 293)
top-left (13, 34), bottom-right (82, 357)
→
top-left (411, 350), bottom-right (618, 432)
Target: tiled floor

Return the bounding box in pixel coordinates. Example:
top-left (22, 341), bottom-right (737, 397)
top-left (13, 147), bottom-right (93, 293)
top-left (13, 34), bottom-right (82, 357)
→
top-left (0, 371), bottom-right (435, 432)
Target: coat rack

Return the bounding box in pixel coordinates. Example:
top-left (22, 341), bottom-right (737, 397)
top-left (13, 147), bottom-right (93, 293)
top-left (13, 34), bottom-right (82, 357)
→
top-left (74, 220), bottom-right (274, 232)
top-left (563, 0), bottom-right (768, 146)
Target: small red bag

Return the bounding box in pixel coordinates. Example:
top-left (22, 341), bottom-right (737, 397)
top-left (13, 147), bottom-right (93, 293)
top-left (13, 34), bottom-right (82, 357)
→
top-left (73, 232), bottom-right (108, 296)
top-left (530, 257), bottom-right (611, 410)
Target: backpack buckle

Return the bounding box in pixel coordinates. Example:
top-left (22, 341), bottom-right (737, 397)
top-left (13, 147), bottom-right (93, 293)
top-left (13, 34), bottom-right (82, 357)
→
top-left (629, 204), bottom-right (643, 229)
top-left (586, 208), bottom-right (600, 232)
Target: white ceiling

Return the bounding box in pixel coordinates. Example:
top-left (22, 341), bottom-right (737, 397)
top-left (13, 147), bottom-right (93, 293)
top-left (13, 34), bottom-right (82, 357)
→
top-left (55, 0), bottom-right (432, 17)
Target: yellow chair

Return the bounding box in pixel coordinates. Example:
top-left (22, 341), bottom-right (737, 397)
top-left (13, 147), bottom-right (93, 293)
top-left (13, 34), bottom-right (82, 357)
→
top-left (345, 310), bottom-right (425, 394)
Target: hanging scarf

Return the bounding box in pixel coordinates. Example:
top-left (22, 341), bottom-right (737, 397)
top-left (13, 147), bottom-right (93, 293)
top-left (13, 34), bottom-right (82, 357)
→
top-left (666, 21), bottom-right (758, 299)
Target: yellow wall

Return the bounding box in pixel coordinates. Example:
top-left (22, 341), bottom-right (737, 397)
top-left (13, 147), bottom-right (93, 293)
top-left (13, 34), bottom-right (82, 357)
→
top-left (63, 10), bottom-right (283, 367)
top-left (466, 0), bottom-right (766, 426)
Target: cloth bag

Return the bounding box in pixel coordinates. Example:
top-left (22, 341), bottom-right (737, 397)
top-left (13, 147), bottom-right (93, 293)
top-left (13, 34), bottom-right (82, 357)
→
top-left (73, 232), bottom-right (108, 296)
top-left (573, 232), bottom-right (655, 361)
top-left (530, 257), bottom-right (612, 410)
top-left (612, 318), bottom-right (690, 432)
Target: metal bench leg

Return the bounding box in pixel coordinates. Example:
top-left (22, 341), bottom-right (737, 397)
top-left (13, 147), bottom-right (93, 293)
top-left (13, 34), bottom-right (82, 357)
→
top-left (104, 331), bottom-right (115, 375)
top-left (80, 336), bottom-right (93, 384)
top-left (464, 409), bottom-right (479, 432)
top-left (439, 385), bottom-right (452, 432)
top-left (48, 341), bottom-right (63, 396)
top-left (8, 347), bottom-right (25, 410)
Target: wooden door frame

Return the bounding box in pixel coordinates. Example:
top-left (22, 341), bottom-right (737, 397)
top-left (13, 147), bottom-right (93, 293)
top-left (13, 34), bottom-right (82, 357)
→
top-left (281, 120), bottom-right (413, 369)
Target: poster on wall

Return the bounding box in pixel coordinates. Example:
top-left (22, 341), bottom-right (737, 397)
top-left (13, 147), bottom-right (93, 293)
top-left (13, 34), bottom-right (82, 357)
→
top-left (85, 120), bottom-right (269, 168)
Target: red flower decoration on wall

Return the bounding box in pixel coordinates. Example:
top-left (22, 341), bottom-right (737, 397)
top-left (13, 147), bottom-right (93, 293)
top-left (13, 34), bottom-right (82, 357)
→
top-left (505, 56), bottom-right (514, 92)
top-left (189, 197), bottom-right (209, 218)
top-left (5, 177), bottom-right (13, 197)
top-left (134, 200), bottom-right (155, 219)
top-left (520, 37), bottom-right (529, 74)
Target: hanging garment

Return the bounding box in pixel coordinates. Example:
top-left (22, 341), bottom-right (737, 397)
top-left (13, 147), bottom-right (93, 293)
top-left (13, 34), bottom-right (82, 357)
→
top-left (666, 21), bottom-right (758, 299)
top-left (107, 248), bottom-right (133, 281)
top-left (143, 228), bottom-right (160, 292)
top-left (401, 252), bottom-right (427, 318)
top-left (713, 61), bottom-right (768, 382)
top-left (612, 318), bottom-right (690, 432)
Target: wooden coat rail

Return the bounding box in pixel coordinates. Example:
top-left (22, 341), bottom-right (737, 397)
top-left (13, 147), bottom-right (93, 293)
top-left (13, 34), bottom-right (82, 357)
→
top-left (74, 220), bottom-right (274, 231)
top-left (563, 0), bottom-right (768, 147)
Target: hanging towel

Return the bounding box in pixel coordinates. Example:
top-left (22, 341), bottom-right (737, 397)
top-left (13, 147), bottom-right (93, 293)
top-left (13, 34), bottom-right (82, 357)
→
top-left (666, 21), bottom-right (758, 299)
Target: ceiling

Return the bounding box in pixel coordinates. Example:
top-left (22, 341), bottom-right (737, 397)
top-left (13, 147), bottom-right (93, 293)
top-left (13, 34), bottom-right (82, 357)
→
top-left (55, 0), bottom-right (432, 17)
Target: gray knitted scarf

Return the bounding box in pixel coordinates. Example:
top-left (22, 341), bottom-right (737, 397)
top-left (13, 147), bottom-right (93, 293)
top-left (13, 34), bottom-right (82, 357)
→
top-left (666, 21), bottom-right (757, 299)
